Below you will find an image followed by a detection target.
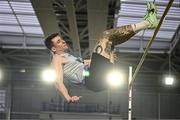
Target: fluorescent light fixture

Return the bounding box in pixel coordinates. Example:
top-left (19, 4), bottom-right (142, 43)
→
top-left (20, 69), bottom-right (26, 73)
top-left (165, 76), bottom-right (174, 85)
top-left (42, 68), bottom-right (56, 83)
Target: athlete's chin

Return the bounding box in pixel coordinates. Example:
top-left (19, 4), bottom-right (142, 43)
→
top-left (64, 46), bottom-right (68, 50)
top-left (64, 44), bottom-right (68, 48)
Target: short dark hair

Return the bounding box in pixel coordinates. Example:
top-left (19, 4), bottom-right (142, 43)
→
top-left (44, 33), bottom-right (59, 50)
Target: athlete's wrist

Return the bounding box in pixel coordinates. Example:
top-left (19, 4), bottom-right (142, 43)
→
top-left (65, 95), bottom-right (71, 102)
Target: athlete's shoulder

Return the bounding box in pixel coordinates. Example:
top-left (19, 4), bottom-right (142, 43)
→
top-left (52, 54), bottom-right (67, 64)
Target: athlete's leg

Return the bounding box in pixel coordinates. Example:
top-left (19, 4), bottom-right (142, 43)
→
top-left (102, 1), bottom-right (158, 45)
top-left (92, 1), bottom-right (158, 60)
top-left (86, 1), bottom-right (157, 92)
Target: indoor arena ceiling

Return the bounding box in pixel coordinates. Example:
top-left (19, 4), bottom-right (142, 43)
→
top-left (0, 0), bottom-right (179, 54)
top-left (0, 0), bottom-right (180, 76)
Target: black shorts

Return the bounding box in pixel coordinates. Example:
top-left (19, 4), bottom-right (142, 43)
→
top-left (85, 53), bottom-right (113, 92)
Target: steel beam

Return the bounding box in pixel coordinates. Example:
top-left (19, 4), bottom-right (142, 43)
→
top-left (31, 0), bottom-right (59, 37)
top-left (87, 0), bottom-right (109, 53)
top-left (63, 0), bottom-right (81, 56)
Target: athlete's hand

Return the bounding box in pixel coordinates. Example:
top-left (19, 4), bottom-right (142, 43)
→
top-left (83, 59), bottom-right (91, 64)
top-left (113, 53), bottom-right (117, 61)
top-left (69, 96), bottom-right (82, 103)
top-left (110, 51), bottom-right (117, 63)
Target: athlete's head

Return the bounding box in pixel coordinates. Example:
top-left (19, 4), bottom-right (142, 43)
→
top-left (44, 33), bottom-right (68, 53)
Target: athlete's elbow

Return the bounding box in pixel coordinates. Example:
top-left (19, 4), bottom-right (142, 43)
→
top-left (55, 80), bottom-right (63, 87)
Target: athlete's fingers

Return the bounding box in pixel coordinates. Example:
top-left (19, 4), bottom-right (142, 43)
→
top-left (71, 96), bottom-right (82, 102)
top-left (72, 96), bottom-right (80, 101)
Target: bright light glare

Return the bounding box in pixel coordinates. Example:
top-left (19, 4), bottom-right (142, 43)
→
top-left (0, 69), bottom-right (2, 80)
top-left (42, 68), bottom-right (56, 83)
top-left (165, 76), bottom-right (174, 85)
top-left (20, 69), bottom-right (26, 73)
top-left (107, 71), bottom-right (124, 87)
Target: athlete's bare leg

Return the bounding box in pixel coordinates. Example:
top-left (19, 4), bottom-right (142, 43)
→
top-left (92, 1), bottom-right (158, 62)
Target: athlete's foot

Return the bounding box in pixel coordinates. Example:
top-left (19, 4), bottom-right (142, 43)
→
top-left (144, 1), bottom-right (158, 29)
top-left (144, 1), bottom-right (157, 18)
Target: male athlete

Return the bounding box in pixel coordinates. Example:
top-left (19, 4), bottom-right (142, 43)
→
top-left (44, 1), bottom-right (158, 103)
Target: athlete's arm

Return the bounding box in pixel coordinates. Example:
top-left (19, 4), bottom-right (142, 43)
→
top-left (51, 54), bottom-right (81, 102)
top-left (109, 50), bottom-right (117, 63)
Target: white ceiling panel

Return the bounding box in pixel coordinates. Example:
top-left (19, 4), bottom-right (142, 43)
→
top-left (10, 1), bottom-right (34, 14)
top-left (0, 0), bottom-right (43, 35)
top-left (0, 0), bottom-right (44, 49)
top-left (23, 26), bottom-right (43, 34)
top-left (0, 25), bottom-right (21, 32)
top-left (17, 15), bottom-right (40, 25)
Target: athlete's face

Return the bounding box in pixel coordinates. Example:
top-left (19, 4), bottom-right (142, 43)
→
top-left (51, 35), bottom-right (68, 53)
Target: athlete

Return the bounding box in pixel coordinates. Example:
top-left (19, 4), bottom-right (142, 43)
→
top-left (44, 1), bottom-right (158, 103)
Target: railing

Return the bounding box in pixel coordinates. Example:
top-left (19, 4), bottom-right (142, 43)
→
top-left (42, 102), bottom-right (121, 114)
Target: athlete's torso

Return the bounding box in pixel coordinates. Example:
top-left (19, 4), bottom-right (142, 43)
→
top-left (60, 53), bottom-right (85, 84)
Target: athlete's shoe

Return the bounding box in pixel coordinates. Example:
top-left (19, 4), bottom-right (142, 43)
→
top-left (144, 1), bottom-right (156, 19)
top-left (144, 1), bottom-right (158, 29)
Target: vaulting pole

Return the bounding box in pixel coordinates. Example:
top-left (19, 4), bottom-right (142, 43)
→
top-left (127, 1), bottom-right (174, 120)
top-left (130, 0), bottom-right (174, 85)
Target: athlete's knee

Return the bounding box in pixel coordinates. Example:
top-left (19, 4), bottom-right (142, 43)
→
top-left (93, 39), bottom-right (107, 54)
top-left (93, 39), bottom-right (114, 60)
